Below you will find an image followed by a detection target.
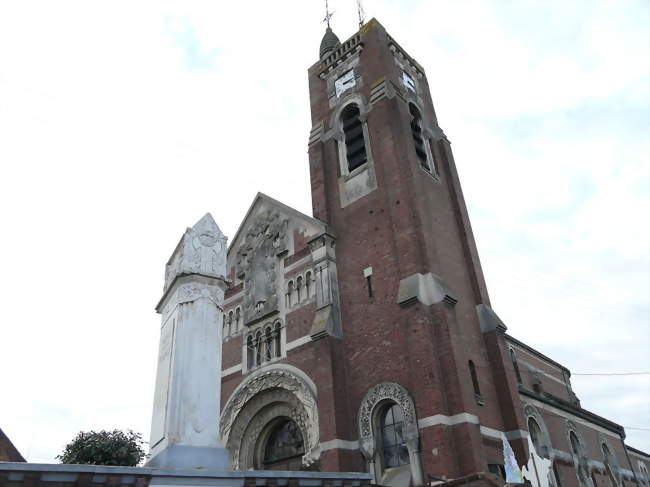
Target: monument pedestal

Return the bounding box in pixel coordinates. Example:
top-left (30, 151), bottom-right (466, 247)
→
top-left (146, 214), bottom-right (231, 470)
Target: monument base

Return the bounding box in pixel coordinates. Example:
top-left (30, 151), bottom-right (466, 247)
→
top-left (146, 445), bottom-right (231, 470)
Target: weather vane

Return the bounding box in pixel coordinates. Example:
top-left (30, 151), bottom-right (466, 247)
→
top-left (323, 0), bottom-right (334, 28)
top-left (357, 0), bottom-right (366, 28)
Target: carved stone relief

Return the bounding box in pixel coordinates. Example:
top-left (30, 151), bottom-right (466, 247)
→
top-left (220, 369), bottom-right (319, 469)
top-left (164, 213), bottom-right (227, 291)
top-left (234, 211), bottom-right (288, 325)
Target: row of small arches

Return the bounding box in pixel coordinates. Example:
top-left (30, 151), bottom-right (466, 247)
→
top-left (527, 413), bottom-right (629, 487)
top-left (246, 322), bottom-right (282, 369)
top-left (223, 306), bottom-right (242, 338)
top-left (286, 270), bottom-right (314, 308)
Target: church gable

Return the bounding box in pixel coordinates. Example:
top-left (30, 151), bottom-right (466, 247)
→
top-left (223, 193), bottom-right (326, 334)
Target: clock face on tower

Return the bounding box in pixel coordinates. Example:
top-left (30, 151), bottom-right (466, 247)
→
top-left (335, 70), bottom-right (356, 97)
top-left (402, 71), bottom-right (416, 92)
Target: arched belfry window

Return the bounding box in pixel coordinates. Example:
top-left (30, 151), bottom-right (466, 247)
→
top-left (409, 103), bottom-right (431, 172)
top-left (341, 103), bottom-right (367, 172)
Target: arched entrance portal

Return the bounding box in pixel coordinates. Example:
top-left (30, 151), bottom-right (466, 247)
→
top-left (220, 367), bottom-right (320, 471)
top-left (258, 417), bottom-right (305, 470)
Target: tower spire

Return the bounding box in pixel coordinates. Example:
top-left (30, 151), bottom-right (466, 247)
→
top-left (319, 0), bottom-right (340, 58)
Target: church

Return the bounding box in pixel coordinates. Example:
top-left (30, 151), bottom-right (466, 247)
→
top-left (216, 18), bottom-right (649, 487)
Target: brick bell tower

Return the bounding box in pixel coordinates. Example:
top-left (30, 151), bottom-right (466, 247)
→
top-left (307, 19), bottom-right (528, 485)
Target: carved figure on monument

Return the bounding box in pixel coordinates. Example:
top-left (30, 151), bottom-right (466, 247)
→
top-left (164, 213), bottom-right (227, 292)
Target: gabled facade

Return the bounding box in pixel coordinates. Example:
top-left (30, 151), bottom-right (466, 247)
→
top-left (219, 19), bottom-right (649, 487)
top-left (0, 427), bottom-right (25, 463)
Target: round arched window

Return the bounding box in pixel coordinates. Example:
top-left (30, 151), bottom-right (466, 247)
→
top-left (263, 419), bottom-right (305, 471)
top-left (380, 404), bottom-right (410, 469)
top-left (528, 417), bottom-right (543, 456)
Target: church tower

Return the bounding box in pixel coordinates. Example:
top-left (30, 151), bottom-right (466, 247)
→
top-left (305, 18), bottom-right (528, 484)
top-left (219, 17), bottom-right (646, 487)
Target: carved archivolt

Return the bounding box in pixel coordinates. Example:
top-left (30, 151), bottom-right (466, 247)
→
top-left (358, 382), bottom-right (419, 460)
top-left (220, 368), bottom-right (319, 469)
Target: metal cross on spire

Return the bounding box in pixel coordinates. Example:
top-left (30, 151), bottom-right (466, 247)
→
top-left (357, 0), bottom-right (366, 28)
top-left (323, 0), bottom-right (334, 28)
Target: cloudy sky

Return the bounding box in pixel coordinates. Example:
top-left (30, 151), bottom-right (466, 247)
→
top-left (0, 0), bottom-right (648, 462)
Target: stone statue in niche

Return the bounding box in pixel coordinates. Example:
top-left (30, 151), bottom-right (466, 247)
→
top-left (164, 213), bottom-right (227, 291)
top-left (234, 211), bottom-right (288, 324)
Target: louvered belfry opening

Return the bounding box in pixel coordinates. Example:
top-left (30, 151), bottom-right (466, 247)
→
top-left (409, 103), bottom-right (430, 171)
top-left (342, 104), bottom-right (367, 171)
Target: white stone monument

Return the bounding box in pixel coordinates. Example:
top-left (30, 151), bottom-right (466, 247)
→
top-left (147, 213), bottom-right (230, 469)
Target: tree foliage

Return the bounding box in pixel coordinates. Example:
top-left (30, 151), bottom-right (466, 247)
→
top-left (57, 429), bottom-right (145, 466)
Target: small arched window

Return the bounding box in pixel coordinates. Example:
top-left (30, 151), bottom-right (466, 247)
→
top-left (469, 360), bottom-right (481, 398)
top-left (341, 104), bottom-right (367, 172)
top-left (305, 271), bottom-right (312, 297)
top-left (287, 281), bottom-right (294, 307)
top-left (409, 103), bottom-right (431, 172)
top-left (274, 322), bottom-right (282, 358)
top-left (246, 335), bottom-right (254, 369)
top-left (510, 348), bottom-right (523, 385)
top-left (639, 463), bottom-right (649, 486)
top-left (255, 331), bottom-right (262, 367)
top-left (228, 311), bottom-right (233, 336)
top-left (235, 307), bottom-right (241, 332)
top-left (602, 444), bottom-right (619, 487)
top-left (296, 276), bottom-right (303, 302)
top-left (570, 431), bottom-right (588, 487)
top-left (528, 417), bottom-right (543, 457)
top-left (379, 404), bottom-right (410, 470)
top-left (265, 327), bottom-right (273, 362)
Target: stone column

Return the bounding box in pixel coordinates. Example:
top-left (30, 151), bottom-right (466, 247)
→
top-left (147, 213), bottom-right (230, 469)
top-left (308, 232), bottom-right (343, 340)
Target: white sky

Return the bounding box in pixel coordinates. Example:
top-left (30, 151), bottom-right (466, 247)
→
top-left (0, 0), bottom-right (648, 463)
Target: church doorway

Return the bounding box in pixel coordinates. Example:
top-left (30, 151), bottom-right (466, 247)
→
top-left (258, 417), bottom-right (305, 471)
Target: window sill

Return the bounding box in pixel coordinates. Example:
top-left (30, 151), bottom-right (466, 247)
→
top-left (419, 164), bottom-right (440, 182)
top-left (342, 163), bottom-right (369, 181)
